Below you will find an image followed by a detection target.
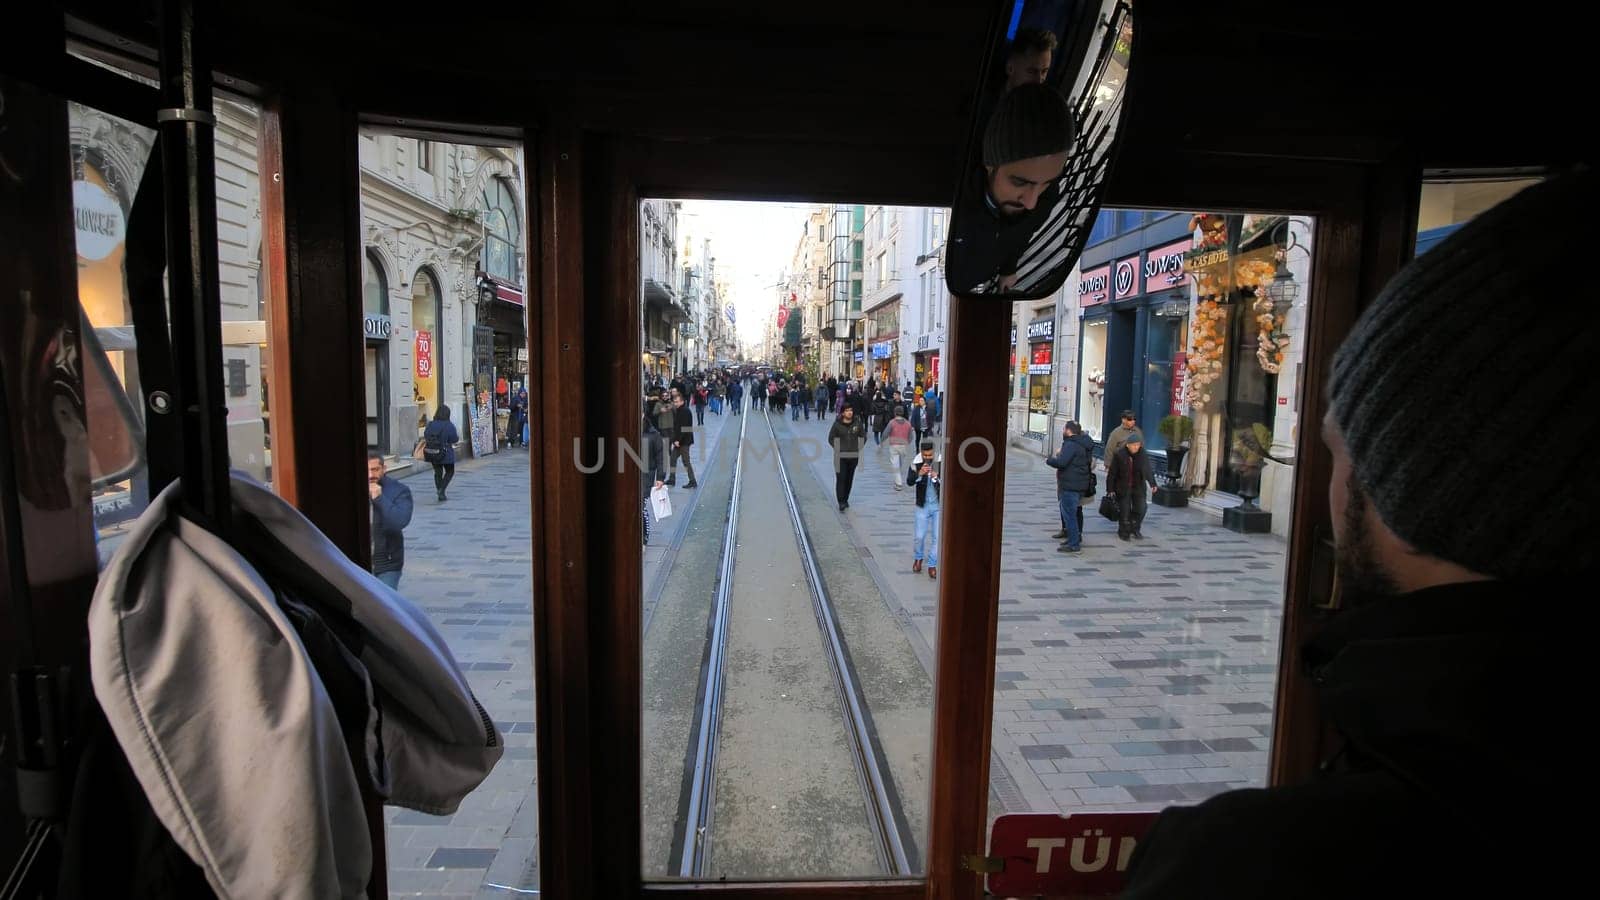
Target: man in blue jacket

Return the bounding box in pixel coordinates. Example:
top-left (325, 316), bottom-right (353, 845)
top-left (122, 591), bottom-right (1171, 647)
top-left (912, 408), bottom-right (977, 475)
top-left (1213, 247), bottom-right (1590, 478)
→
top-left (368, 451), bottom-right (414, 589)
top-left (1045, 420), bottom-right (1095, 552)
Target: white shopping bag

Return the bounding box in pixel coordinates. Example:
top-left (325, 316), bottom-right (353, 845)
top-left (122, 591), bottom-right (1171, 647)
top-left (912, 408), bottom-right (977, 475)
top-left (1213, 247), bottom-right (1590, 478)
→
top-left (650, 484), bottom-right (673, 521)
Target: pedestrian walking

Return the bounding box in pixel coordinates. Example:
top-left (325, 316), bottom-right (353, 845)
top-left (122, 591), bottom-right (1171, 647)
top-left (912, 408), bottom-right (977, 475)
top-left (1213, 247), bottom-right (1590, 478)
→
top-left (367, 451), bottom-right (413, 589)
top-left (1107, 435), bottom-right (1157, 540)
top-left (828, 405), bottom-right (867, 511)
top-left (907, 440), bottom-right (941, 579)
top-left (885, 405), bottom-right (913, 490)
top-left (1045, 420), bottom-right (1095, 552)
top-left (421, 404), bottom-right (460, 502)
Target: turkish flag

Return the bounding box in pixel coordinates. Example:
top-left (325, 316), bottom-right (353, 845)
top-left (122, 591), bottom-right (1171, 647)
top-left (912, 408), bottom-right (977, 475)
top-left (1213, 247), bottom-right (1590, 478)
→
top-left (777, 306), bottom-right (790, 328)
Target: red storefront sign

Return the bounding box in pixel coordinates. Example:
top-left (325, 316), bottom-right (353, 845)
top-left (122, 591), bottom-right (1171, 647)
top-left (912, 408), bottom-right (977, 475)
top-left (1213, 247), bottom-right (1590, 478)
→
top-left (493, 281), bottom-right (524, 307)
top-left (415, 329), bottom-right (434, 379)
top-left (1113, 254), bottom-right (1142, 301)
top-left (1078, 264), bottom-right (1111, 306)
top-left (988, 811), bottom-right (1160, 897)
top-left (1171, 351), bottom-right (1187, 414)
top-left (930, 352), bottom-right (941, 386)
top-left (1029, 343), bottom-right (1053, 375)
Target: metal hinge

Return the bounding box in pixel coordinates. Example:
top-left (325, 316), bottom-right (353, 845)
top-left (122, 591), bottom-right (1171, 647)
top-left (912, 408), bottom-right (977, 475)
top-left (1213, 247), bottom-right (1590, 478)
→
top-left (961, 854), bottom-right (1004, 874)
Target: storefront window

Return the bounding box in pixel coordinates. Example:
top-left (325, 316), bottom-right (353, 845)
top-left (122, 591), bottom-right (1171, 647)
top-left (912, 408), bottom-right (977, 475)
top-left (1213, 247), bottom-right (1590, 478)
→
top-left (1140, 307), bottom-right (1187, 452)
top-left (412, 269), bottom-right (442, 443)
top-left (1027, 343), bottom-right (1053, 434)
top-left (1079, 317), bottom-right (1108, 441)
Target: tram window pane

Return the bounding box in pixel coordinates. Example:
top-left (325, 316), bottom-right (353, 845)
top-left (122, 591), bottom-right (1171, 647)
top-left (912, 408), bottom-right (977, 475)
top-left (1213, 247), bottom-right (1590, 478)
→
top-left (1416, 176), bottom-right (1541, 256)
top-left (71, 86), bottom-right (281, 562)
top-left (358, 128), bottom-right (538, 896)
top-left (987, 208), bottom-right (1314, 832)
top-left (641, 200), bottom-right (941, 881)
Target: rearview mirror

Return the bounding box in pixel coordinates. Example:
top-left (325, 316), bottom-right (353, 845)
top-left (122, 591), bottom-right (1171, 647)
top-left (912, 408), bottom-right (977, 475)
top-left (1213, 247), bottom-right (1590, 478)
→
top-left (945, 0), bottom-right (1134, 301)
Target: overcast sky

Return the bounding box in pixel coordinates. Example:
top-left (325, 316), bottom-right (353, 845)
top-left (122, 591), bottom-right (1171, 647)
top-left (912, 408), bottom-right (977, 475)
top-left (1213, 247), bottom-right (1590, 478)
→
top-left (676, 200), bottom-right (814, 348)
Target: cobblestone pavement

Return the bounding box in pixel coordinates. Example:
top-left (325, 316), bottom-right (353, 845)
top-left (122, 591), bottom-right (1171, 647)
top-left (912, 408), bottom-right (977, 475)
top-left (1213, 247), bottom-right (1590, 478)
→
top-left (779, 418), bottom-right (1286, 818)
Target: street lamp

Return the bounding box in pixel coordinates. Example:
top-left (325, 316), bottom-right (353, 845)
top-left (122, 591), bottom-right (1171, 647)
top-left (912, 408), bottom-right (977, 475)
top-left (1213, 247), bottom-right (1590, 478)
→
top-left (1264, 219), bottom-right (1306, 310)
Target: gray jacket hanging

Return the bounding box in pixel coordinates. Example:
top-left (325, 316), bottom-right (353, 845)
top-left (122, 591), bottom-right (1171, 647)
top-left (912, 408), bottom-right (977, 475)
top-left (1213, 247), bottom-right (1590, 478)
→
top-left (90, 473), bottom-right (503, 900)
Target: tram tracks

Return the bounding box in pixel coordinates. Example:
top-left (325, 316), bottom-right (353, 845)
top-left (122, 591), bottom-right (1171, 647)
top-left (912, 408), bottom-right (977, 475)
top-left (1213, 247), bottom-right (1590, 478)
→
top-left (675, 408), bottom-right (912, 878)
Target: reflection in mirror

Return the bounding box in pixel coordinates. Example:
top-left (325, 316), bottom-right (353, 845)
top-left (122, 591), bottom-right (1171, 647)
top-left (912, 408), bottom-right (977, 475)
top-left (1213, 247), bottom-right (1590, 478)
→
top-left (946, 0), bottom-right (1133, 301)
top-left (1006, 27), bottom-right (1058, 91)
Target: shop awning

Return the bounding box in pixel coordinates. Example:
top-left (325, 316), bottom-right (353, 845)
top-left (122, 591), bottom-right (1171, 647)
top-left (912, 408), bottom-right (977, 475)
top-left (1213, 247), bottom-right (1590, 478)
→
top-left (483, 298), bottom-right (526, 340)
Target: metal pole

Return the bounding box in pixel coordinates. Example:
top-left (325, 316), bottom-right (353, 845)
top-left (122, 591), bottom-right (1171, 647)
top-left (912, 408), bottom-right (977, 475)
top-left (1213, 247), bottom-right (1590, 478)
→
top-left (157, 0), bottom-right (231, 529)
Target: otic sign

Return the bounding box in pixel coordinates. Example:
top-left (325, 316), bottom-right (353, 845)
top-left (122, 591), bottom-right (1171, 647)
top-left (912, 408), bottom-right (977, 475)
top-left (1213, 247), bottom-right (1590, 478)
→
top-left (987, 811), bottom-right (1159, 897)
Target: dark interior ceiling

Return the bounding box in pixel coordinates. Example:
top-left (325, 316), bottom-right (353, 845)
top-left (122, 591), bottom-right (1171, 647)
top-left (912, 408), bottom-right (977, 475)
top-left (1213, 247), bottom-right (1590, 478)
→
top-left (51, 0), bottom-right (1589, 205)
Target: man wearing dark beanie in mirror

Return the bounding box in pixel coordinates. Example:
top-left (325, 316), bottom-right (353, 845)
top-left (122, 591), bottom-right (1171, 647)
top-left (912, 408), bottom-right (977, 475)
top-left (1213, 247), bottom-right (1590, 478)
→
top-left (1122, 170), bottom-right (1597, 898)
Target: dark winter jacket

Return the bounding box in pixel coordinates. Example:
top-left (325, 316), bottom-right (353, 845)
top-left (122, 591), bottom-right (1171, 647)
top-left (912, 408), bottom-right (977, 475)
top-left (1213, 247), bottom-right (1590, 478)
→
top-left (1108, 445), bottom-right (1156, 494)
top-left (944, 162), bottom-right (1061, 294)
top-left (1045, 432), bottom-right (1096, 494)
top-left (370, 475), bottom-right (413, 575)
top-left (828, 415), bottom-right (867, 466)
top-left (1122, 578), bottom-right (1583, 899)
top-left (671, 404), bottom-right (695, 447)
top-left (423, 418), bottom-right (459, 466)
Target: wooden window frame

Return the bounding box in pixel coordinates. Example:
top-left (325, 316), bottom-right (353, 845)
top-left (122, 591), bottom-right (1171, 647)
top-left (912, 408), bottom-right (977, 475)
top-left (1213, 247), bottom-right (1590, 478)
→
top-left (528, 127), bottom-right (1414, 899)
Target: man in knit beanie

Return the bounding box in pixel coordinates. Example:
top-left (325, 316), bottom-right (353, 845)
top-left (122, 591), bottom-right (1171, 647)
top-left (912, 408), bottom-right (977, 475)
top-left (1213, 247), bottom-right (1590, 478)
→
top-left (946, 83), bottom-right (1074, 293)
top-left (1122, 170), bottom-right (1596, 899)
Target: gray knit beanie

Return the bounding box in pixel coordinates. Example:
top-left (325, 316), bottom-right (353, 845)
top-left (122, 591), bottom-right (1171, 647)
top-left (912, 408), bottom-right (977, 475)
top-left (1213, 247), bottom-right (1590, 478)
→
top-left (983, 83), bottom-right (1074, 168)
top-left (1328, 170), bottom-right (1598, 579)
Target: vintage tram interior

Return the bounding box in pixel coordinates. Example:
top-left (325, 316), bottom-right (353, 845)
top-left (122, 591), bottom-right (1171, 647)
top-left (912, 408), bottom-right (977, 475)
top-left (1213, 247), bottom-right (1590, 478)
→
top-left (1, 0), bottom-right (1589, 897)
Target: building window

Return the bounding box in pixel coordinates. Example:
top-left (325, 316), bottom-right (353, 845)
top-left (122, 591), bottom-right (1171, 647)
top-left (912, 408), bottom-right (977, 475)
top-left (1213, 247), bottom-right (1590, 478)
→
top-left (417, 139), bottom-right (433, 173)
top-left (877, 251), bottom-right (888, 289)
top-left (1088, 211), bottom-right (1114, 245)
top-left (1115, 208), bottom-right (1142, 234)
top-left (363, 250), bottom-right (388, 315)
top-left (480, 176), bottom-right (521, 284)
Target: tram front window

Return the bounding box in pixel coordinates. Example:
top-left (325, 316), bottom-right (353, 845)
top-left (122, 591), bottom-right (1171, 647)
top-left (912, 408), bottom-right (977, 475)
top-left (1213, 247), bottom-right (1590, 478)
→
top-left (640, 200), bottom-right (943, 881)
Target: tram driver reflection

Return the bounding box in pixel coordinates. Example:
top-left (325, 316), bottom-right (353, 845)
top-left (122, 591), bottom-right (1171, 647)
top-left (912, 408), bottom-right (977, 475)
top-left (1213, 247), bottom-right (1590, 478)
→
top-left (1004, 27), bottom-right (1058, 91)
top-left (943, 83), bottom-right (1074, 295)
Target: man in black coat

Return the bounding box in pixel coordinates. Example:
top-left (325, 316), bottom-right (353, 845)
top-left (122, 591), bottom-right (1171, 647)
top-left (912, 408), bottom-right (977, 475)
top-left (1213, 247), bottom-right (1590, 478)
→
top-left (1121, 172), bottom-right (1596, 899)
top-left (1107, 435), bottom-right (1157, 540)
top-left (668, 392), bottom-right (697, 489)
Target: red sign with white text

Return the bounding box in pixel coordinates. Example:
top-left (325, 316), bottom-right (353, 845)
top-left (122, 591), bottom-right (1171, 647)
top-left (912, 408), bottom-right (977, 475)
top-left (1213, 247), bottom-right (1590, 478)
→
top-left (415, 329), bottom-right (434, 379)
top-left (1171, 351), bottom-right (1187, 414)
top-left (988, 811), bottom-right (1160, 897)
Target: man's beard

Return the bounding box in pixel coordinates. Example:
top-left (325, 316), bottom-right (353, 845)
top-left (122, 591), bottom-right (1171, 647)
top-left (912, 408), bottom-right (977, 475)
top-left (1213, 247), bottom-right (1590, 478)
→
top-left (1335, 469), bottom-right (1400, 602)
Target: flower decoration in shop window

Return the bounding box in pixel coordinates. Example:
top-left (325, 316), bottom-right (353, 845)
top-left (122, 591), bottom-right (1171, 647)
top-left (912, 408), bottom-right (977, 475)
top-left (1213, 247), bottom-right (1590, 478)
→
top-left (1187, 214), bottom-right (1228, 251)
top-left (1183, 298), bottom-right (1227, 410)
top-left (1087, 368), bottom-right (1106, 394)
top-left (1233, 257), bottom-right (1289, 375)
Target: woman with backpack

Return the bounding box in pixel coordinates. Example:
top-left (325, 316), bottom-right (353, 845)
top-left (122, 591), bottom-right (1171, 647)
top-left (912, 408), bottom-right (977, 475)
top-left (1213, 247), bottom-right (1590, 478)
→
top-left (422, 404), bottom-right (460, 502)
